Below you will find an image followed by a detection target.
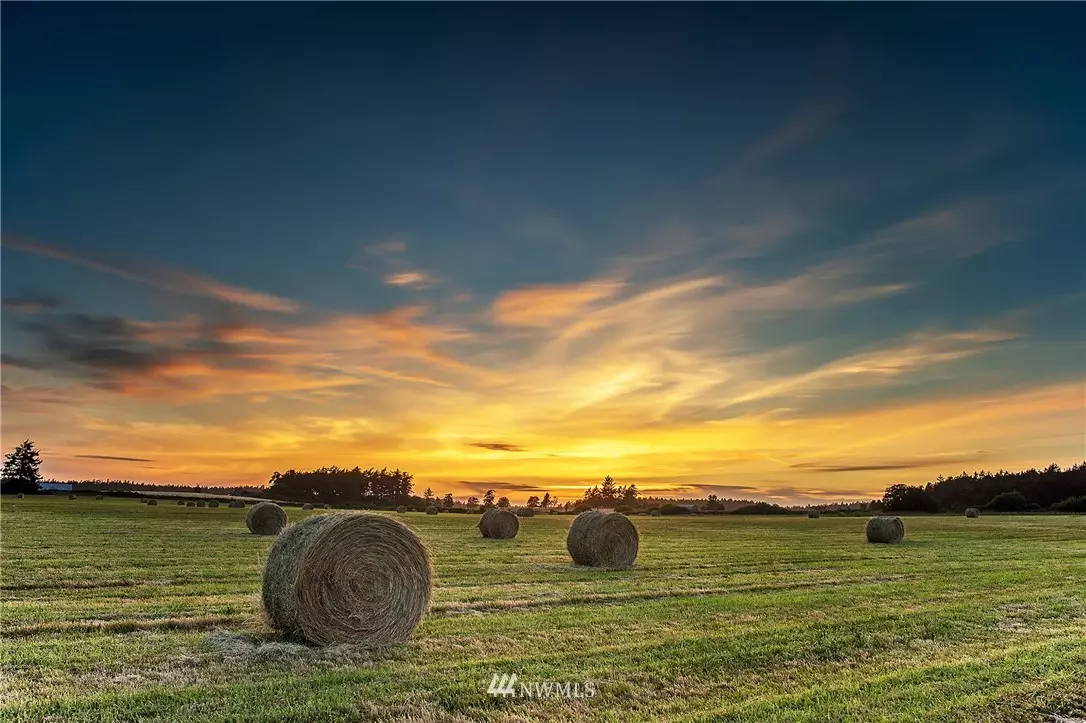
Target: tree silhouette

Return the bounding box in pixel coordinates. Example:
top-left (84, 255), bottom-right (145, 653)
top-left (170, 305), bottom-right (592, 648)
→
top-left (540, 492), bottom-right (552, 508)
top-left (526, 495), bottom-right (540, 508)
top-left (497, 496), bottom-right (511, 508)
top-left (442, 493), bottom-right (455, 508)
top-left (482, 489), bottom-right (496, 508)
top-left (423, 488), bottom-right (434, 501)
top-left (466, 495), bottom-right (479, 508)
top-left (2, 440), bottom-right (43, 494)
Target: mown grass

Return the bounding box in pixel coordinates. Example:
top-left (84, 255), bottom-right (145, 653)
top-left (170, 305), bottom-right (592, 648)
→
top-left (1, 496), bottom-right (1083, 722)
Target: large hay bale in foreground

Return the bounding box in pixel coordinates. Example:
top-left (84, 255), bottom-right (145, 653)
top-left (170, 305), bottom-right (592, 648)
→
top-left (229, 500), bottom-right (245, 508)
top-left (516, 507), bottom-right (535, 518)
top-left (147, 499), bottom-right (158, 506)
top-left (425, 506), bottom-right (439, 515)
top-left (302, 503), bottom-right (314, 511)
top-left (566, 510), bottom-right (639, 568)
top-left (807, 510), bottom-right (821, 519)
top-left (478, 508), bottom-right (519, 539)
top-left (865, 516), bottom-right (905, 544)
top-left (396, 505), bottom-right (407, 513)
top-left (208, 500), bottom-right (219, 508)
top-left (246, 502), bottom-right (287, 535)
top-left (262, 512), bottom-right (432, 646)
top-left (965, 507), bottom-right (980, 518)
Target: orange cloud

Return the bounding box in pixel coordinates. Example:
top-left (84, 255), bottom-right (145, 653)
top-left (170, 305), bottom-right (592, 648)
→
top-left (490, 280), bottom-right (623, 327)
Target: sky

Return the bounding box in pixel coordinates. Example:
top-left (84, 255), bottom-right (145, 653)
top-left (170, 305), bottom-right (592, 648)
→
top-left (2, 4), bottom-right (1084, 505)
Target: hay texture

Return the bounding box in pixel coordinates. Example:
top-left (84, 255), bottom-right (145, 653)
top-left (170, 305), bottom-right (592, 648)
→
top-left (807, 510), bottom-right (821, 519)
top-left (302, 503), bottom-right (314, 511)
top-left (261, 512), bottom-right (432, 647)
top-left (478, 508), bottom-right (519, 539)
top-left (865, 516), bottom-right (906, 544)
top-left (516, 507), bottom-right (535, 518)
top-left (566, 510), bottom-right (639, 569)
top-left (965, 507), bottom-right (980, 518)
top-left (425, 506), bottom-right (439, 515)
top-left (247, 501), bottom-right (287, 535)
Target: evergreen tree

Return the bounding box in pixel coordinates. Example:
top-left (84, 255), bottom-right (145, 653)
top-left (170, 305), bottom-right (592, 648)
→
top-left (482, 489), bottom-right (496, 508)
top-left (2, 440), bottom-right (43, 494)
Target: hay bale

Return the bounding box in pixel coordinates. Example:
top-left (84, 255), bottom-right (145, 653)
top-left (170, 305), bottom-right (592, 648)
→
top-left (478, 508), bottom-right (519, 539)
top-left (396, 505), bottom-right (407, 513)
top-left (648, 508), bottom-right (661, 517)
top-left (425, 505), bottom-right (439, 515)
top-left (323, 504), bottom-right (331, 510)
top-left (16, 493), bottom-right (24, 499)
top-left (68, 494), bottom-right (77, 500)
top-left (140, 498), bottom-right (147, 503)
top-left (229, 500), bottom-right (245, 509)
top-left (302, 503), bottom-right (314, 511)
top-left (516, 507), bottom-right (535, 518)
top-left (208, 500), bottom-right (220, 508)
top-left (965, 507), bottom-right (980, 518)
top-left (247, 501), bottom-right (287, 535)
top-left (177, 500), bottom-right (186, 506)
top-left (186, 501), bottom-right (196, 507)
top-left (865, 516), bottom-right (905, 544)
top-left (807, 510), bottom-right (821, 519)
top-left (95, 494), bottom-right (104, 501)
top-left (566, 510), bottom-right (639, 568)
top-left (261, 512), bottom-right (432, 646)
top-left (147, 499), bottom-right (158, 506)
top-left (196, 500), bottom-right (207, 508)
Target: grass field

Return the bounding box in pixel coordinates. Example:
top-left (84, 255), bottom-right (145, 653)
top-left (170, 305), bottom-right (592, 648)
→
top-left (1, 497), bottom-right (1084, 722)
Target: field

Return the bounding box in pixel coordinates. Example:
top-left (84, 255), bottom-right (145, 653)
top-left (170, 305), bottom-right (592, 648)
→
top-left (1, 497), bottom-right (1084, 722)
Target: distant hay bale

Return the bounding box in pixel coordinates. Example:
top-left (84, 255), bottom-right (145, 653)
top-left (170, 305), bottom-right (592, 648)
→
top-left (965, 507), bottom-right (980, 518)
top-left (196, 500), bottom-right (207, 508)
top-left (140, 498), bottom-right (147, 503)
top-left (478, 508), bottom-right (519, 539)
top-left (147, 499), bottom-right (158, 506)
top-left (648, 508), bottom-right (661, 517)
top-left (17, 493), bottom-right (24, 499)
top-left (425, 505), bottom-right (439, 515)
top-left (68, 494), bottom-right (77, 500)
top-left (566, 510), bottom-right (639, 568)
top-left (186, 501), bottom-right (196, 507)
top-left (261, 512), bottom-right (432, 646)
top-left (323, 504), bottom-right (331, 509)
top-left (865, 516), bottom-right (906, 544)
top-left (516, 507), bottom-right (535, 518)
top-left (177, 500), bottom-right (186, 506)
top-left (95, 495), bottom-right (104, 500)
top-left (807, 510), bottom-right (821, 519)
top-left (208, 500), bottom-right (219, 508)
top-left (396, 505), bottom-right (407, 513)
top-left (247, 501), bottom-right (287, 535)
top-left (229, 501), bottom-right (245, 508)
top-left (302, 503), bottom-right (314, 510)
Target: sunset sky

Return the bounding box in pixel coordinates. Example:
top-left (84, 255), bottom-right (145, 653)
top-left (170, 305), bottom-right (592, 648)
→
top-left (2, 5), bottom-right (1083, 504)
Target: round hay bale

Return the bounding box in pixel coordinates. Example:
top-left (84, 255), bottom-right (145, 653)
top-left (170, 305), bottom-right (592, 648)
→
top-left (648, 508), bottom-right (661, 517)
top-left (865, 516), bottom-right (905, 544)
top-left (196, 500), bottom-right (207, 508)
top-left (262, 512), bottom-right (432, 646)
top-left (229, 500), bottom-right (245, 508)
top-left (208, 500), bottom-right (219, 508)
top-left (302, 503), bottom-right (314, 511)
top-left (68, 494), bottom-right (77, 500)
top-left (186, 501), bottom-right (196, 507)
top-left (478, 507), bottom-right (519, 539)
top-left (247, 501), bottom-right (287, 535)
top-left (323, 504), bottom-right (331, 510)
top-left (17, 493), bottom-right (24, 499)
top-left (396, 505), bottom-right (407, 513)
top-left (95, 494), bottom-right (104, 501)
top-left (566, 510), bottom-right (639, 568)
top-left (965, 507), bottom-right (980, 518)
top-left (516, 507), bottom-right (535, 518)
top-left (140, 498), bottom-right (147, 503)
top-left (177, 500), bottom-right (186, 506)
top-left (807, 510), bottom-right (821, 519)
top-left (425, 505), bottom-right (439, 515)
top-left (147, 499), bottom-right (158, 506)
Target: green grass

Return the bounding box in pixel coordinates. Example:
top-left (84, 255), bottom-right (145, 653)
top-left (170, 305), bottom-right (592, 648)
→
top-left (2, 497), bottom-right (1084, 722)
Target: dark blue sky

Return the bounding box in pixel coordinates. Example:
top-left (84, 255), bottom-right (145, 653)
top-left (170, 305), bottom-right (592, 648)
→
top-left (1, 4), bottom-right (1083, 498)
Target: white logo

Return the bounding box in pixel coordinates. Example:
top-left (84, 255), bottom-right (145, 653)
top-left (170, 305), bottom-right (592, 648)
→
top-left (487, 672), bottom-right (596, 699)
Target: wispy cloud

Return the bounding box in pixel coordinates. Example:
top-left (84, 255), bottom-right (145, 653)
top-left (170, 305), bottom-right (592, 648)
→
top-left (75, 454), bottom-right (155, 462)
top-left (468, 442), bottom-right (527, 452)
top-left (739, 96), bottom-right (848, 168)
top-left (2, 237), bottom-right (298, 313)
top-left (2, 296), bottom-right (63, 313)
top-left (490, 280), bottom-right (623, 327)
